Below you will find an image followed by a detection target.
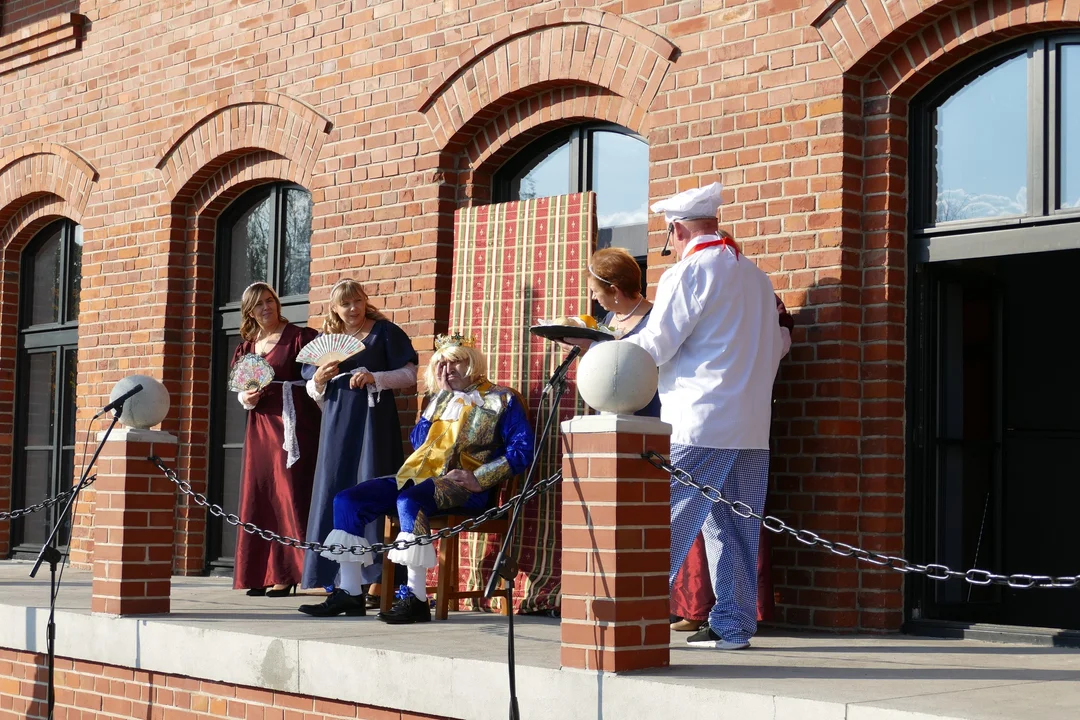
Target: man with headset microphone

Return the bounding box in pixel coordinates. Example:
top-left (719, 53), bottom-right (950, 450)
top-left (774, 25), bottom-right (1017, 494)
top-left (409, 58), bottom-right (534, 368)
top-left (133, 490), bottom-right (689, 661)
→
top-left (621, 182), bottom-right (783, 650)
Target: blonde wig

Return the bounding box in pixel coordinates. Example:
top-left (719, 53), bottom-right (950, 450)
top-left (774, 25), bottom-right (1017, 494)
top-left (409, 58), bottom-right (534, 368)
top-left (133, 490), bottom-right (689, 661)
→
top-left (423, 343), bottom-right (487, 392)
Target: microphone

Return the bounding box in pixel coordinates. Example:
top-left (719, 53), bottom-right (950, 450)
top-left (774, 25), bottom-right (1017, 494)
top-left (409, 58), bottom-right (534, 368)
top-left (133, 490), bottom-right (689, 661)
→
top-left (93, 383), bottom-right (144, 420)
top-left (543, 346), bottom-right (582, 395)
top-left (660, 235), bottom-right (672, 257)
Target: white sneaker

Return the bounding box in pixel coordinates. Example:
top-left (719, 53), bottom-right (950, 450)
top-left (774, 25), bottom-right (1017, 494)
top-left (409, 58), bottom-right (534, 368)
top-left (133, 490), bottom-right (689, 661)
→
top-left (686, 627), bottom-right (751, 650)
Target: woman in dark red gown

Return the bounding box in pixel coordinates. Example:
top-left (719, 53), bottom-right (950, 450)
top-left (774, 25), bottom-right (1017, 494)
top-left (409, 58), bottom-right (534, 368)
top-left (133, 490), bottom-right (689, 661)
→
top-left (232, 282), bottom-right (321, 595)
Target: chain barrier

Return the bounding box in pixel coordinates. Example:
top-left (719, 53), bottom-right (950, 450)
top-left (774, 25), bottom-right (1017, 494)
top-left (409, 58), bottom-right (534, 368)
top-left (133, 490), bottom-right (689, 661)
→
top-left (0, 476), bottom-right (97, 522)
top-left (642, 450), bottom-right (1080, 590)
top-left (148, 456), bottom-right (561, 555)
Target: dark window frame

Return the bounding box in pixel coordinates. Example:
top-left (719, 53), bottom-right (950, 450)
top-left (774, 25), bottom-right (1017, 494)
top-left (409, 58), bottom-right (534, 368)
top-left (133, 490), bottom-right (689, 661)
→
top-left (911, 34), bottom-right (1080, 262)
top-left (10, 219), bottom-right (82, 556)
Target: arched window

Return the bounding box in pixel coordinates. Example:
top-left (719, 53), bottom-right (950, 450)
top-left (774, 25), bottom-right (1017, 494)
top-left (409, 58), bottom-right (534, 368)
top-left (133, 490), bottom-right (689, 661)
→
top-left (494, 123), bottom-right (650, 263)
top-left (11, 220), bottom-right (81, 555)
top-left (912, 35), bottom-right (1080, 260)
top-left (908, 35), bottom-right (1080, 632)
top-left (207, 183), bottom-right (312, 569)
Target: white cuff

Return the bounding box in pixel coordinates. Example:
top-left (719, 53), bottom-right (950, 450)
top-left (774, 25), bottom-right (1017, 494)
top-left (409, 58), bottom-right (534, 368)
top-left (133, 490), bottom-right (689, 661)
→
top-left (320, 529), bottom-right (374, 565)
top-left (386, 531), bottom-right (437, 569)
top-left (237, 393), bottom-right (256, 411)
top-left (306, 378), bottom-right (326, 409)
top-left (372, 363), bottom-right (418, 394)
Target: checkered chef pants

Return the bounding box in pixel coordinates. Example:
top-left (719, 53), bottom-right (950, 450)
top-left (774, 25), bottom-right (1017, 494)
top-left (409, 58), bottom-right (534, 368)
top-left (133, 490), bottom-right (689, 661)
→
top-left (669, 444), bottom-right (770, 644)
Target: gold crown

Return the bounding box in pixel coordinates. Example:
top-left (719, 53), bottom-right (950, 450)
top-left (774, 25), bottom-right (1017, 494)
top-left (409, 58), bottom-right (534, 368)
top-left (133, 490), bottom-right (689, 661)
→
top-left (435, 332), bottom-right (476, 350)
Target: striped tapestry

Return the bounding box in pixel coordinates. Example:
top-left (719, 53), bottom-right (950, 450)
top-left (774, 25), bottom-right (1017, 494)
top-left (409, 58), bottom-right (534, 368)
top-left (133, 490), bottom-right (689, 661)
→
top-left (448, 192), bottom-right (595, 613)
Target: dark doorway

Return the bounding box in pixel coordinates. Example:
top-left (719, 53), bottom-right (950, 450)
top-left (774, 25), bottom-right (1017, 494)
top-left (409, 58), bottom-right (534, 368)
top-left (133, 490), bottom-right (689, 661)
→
top-left (909, 249), bottom-right (1080, 630)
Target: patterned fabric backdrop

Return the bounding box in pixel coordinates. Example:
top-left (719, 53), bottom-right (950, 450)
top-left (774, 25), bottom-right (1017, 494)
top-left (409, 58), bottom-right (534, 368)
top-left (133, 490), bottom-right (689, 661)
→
top-left (444, 192), bottom-right (595, 613)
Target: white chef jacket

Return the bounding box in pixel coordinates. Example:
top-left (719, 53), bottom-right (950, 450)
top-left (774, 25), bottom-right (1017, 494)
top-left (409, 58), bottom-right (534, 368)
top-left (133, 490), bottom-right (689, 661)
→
top-left (621, 235), bottom-right (783, 449)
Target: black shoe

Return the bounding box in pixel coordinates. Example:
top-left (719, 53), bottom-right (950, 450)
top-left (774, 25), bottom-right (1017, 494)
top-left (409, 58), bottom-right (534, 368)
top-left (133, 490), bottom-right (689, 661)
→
top-left (246, 587), bottom-right (267, 597)
top-left (265, 584), bottom-right (296, 598)
top-left (377, 586), bottom-right (431, 625)
top-left (365, 594), bottom-right (381, 610)
top-left (685, 626), bottom-right (750, 650)
top-left (297, 589), bottom-right (367, 617)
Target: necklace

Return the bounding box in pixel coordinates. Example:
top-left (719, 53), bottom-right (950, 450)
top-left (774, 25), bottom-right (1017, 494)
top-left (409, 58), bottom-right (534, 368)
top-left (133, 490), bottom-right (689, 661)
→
top-left (615, 297), bottom-right (644, 322)
top-left (345, 319), bottom-right (371, 340)
top-left (255, 322), bottom-right (284, 354)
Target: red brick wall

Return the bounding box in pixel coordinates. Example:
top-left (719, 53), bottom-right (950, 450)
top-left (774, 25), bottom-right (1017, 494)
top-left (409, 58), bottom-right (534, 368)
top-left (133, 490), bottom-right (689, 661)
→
top-left (0, 648), bottom-right (454, 720)
top-left (2, 0), bottom-right (1076, 631)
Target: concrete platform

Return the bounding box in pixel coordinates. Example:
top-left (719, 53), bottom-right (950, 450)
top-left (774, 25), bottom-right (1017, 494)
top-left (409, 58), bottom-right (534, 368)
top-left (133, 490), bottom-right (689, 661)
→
top-left (1, 561), bottom-right (1078, 720)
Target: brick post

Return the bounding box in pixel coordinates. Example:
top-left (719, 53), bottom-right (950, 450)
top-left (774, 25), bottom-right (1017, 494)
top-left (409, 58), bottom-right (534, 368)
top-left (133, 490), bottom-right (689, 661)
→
top-left (560, 414), bottom-right (672, 673)
top-left (90, 429), bottom-right (178, 615)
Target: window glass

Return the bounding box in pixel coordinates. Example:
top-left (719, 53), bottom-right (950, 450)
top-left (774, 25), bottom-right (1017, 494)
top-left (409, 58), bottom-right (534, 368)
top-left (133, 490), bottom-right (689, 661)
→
top-left (934, 53), bottom-right (1028, 223)
top-left (66, 225), bottom-right (83, 323)
top-left (28, 226), bottom-right (62, 326)
top-left (1061, 45), bottom-right (1080, 209)
top-left (228, 192), bottom-right (272, 302)
top-left (511, 141), bottom-right (571, 200)
top-left (592, 131), bottom-right (649, 257)
top-left (282, 188), bottom-right (312, 297)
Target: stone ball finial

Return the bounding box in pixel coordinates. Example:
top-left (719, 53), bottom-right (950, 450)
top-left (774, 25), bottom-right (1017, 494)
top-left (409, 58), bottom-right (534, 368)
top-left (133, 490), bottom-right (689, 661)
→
top-left (110, 375), bottom-right (171, 430)
top-left (576, 340), bottom-right (658, 415)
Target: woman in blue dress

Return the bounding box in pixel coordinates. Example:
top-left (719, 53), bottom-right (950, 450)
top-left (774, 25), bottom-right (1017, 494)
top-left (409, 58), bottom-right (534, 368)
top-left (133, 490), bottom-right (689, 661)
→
top-left (302, 279), bottom-right (418, 592)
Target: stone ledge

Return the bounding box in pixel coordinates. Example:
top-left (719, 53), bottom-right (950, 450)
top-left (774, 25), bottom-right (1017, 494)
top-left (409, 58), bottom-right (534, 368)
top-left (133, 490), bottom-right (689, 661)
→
top-left (0, 13), bottom-right (85, 76)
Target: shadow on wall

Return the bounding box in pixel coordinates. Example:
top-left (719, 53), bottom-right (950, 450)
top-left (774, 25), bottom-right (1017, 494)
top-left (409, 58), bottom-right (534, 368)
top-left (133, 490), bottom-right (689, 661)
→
top-left (0, 0), bottom-right (79, 36)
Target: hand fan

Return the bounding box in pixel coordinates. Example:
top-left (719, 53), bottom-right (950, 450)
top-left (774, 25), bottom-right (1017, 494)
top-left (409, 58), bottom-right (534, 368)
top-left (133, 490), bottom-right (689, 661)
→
top-left (228, 353), bottom-right (275, 392)
top-left (296, 333), bottom-right (364, 366)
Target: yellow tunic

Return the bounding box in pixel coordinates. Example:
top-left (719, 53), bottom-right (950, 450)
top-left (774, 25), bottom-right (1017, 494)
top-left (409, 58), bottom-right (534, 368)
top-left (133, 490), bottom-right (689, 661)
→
top-left (394, 382), bottom-right (492, 490)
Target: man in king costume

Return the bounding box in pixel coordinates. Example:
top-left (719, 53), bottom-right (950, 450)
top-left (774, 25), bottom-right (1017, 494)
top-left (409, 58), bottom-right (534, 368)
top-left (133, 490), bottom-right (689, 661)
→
top-left (621, 182), bottom-right (783, 650)
top-left (299, 333), bottom-right (535, 624)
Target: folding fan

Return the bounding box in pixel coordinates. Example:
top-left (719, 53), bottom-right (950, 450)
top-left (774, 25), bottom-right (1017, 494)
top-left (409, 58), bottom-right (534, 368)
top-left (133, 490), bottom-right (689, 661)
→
top-left (228, 353), bottom-right (275, 392)
top-left (296, 333), bottom-right (364, 366)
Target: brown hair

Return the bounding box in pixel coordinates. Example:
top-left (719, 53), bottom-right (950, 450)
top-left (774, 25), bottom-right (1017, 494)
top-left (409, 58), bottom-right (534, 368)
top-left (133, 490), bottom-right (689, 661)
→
top-left (239, 283), bottom-right (288, 341)
top-left (588, 247), bottom-right (642, 299)
top-left (321, 278), bottom-right (387, 334)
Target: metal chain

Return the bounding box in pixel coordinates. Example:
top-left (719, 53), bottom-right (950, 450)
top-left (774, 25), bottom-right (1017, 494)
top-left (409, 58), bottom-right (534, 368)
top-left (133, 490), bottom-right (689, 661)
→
top-left (0, 476), bottom-right (97, 522)
top-left (641, 450), bottom-right (1080, 590)
top-left (148, 456), bottom-right (561, 555)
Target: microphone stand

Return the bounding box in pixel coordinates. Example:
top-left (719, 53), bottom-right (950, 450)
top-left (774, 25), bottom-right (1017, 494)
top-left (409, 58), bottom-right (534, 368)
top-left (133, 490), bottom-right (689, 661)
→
top-left (30, 406), bottom-right (124, 720)
top-left (485, 345), bottom-right (580, 720)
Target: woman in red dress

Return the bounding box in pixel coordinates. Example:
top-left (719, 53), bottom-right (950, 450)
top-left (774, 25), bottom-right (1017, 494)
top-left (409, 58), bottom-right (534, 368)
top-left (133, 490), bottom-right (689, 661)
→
top-left (232, 282), bottom-right (321, 596)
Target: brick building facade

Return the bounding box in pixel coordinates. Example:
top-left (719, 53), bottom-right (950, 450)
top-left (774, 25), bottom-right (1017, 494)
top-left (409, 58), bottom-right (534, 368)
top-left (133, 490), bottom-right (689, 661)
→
top-left (3, 0), bottom-right (1077, 635)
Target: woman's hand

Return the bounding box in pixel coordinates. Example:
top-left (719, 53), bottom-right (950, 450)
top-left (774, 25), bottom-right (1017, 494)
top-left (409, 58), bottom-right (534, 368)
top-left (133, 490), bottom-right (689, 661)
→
top-left (239, 388), bottom-right (263, 407)
top-left (313, 361), bottom-right (340, 387)
top-left (350, 371), bottom-right (375, 390)
top-left (561, 337), bottom-right (594, 351)
top-left (444, 468), bottom-right (482, 493)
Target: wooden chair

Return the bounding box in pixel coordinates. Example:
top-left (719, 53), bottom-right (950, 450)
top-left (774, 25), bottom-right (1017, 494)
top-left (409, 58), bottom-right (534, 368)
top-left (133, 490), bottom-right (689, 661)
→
top-left (378, 476), bottom-right (518, 620)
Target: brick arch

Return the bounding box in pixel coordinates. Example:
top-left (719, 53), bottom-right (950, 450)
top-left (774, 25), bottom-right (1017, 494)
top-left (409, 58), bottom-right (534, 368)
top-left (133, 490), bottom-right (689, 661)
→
top-left (808, 1), bottom-right (1080, 633)
top-left (811, 0), bottom-right (1078, 82)
top-left (156, 90), bottom-right (333, 202)
top-left (0, 193), bottom-right (83, 557)
top-left (417, 8), bottom-right (678, 152)
top-left (0, 142), bottom-right (98, 231)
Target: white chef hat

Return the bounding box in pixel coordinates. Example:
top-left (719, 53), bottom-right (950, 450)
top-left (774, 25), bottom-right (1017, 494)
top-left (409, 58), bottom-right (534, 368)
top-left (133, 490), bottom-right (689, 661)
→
top-left (650, 182), bottom-right (724, 224)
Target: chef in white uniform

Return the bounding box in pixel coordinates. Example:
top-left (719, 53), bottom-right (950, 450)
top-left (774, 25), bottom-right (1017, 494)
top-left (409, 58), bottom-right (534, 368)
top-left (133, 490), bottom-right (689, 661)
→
top-left (621, 181), bottom-right (783, 650)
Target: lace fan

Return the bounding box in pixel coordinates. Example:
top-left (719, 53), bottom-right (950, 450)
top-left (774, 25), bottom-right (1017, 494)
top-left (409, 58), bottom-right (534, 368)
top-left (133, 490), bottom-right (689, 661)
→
top-left (228, 353), bottom-right (275, 392)
top-left (296, 333), bottom-right (364, 366)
